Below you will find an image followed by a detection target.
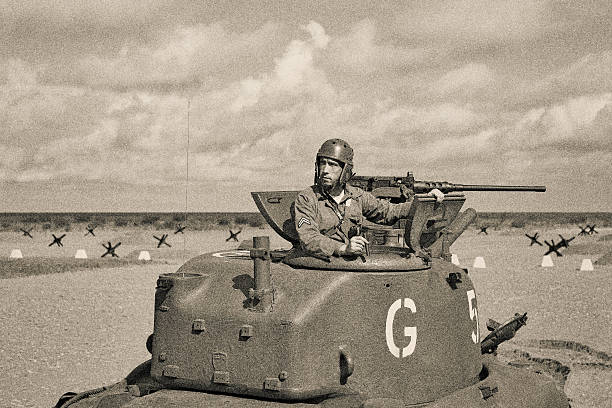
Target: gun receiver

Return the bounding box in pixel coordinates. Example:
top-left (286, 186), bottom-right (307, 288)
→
top-left (350, 172), bottom-right (546, 195)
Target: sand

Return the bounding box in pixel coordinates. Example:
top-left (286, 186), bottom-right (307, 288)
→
top-left (0, 227), bottom-right (610, 407)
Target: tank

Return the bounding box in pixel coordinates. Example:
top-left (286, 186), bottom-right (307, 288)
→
top-left (54, 173), bottom-right (568, 408)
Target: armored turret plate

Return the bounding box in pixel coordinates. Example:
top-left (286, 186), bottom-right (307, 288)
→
top-left (282, 246), bottom-right (430, 271)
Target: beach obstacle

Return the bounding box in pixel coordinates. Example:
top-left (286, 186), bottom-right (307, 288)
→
top-left (451, 253), bottom-right (460, 266)
top-left (541, 255), bottom-right (554, 267)
top-left (138, 250), bottom-right (151, 261)
top-left (75, 249), bottom-right (88, 259)
top-left (473, 256), bottom-right (486, 268)
top-left (580, 258), bottom-right (594, 271)
top-left (10, 249), bottom-right (23, 259)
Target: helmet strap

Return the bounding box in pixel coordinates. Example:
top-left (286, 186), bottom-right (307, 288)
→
top-left (340, 164), bottom-right (353, 184)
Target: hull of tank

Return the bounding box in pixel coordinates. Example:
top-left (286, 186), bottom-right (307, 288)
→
top-left (60, 356), bottom-right (568, 408)
top-left (57, 252), bottom-right (569, 408)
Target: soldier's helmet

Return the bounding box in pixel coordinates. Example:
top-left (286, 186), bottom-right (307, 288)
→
top-left (314, 138), bottom-right (354, 185)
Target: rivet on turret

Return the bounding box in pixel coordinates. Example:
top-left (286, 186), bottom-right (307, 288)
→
top-left (192, 319), bottom-right (206, 333)
top-left (163, 365), bottom-right (180, 378)
top-left (239, 324), bottom-right (254, 339)
top-left (213, 371), bottom-right (230, 384)
top-left (158, 352), bottom-right (166, 362)
top-left (278, 371), bottom-right (288, 381)
top-left (264, 378), bottom-right (281, 391)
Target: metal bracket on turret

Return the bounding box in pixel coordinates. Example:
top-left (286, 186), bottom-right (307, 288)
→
top-left (249, 248), bottom-right (271, 260)
top-left (404, 195), bottom-right (438, 262)
top-left (404, 194), bottom-right (468, 260)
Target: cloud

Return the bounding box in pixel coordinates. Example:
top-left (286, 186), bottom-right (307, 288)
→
top-left (529, 51), bottom-right (612, 102)
top-left (0, 57), bottom-right (189, 184)
top-left (0, 0), bottom-right (161, 26)
top-left (353, 91), bottom-right (612, 185)
top-left (0, 22), bottom-right (339, 187)
top-left (368, 103), bottom-right (484, 146)
top-left (415, 128), bottom-right (498, 162)
top-left (229, 78), bottom-right (264, 112)
top-left (431, 63), bottom-right (495, 95)
top-left (0, 142), bottom-right (27, 180)
top-left (0, 60), bottom-right (112, 157)
top-left (327, 19), bottom-right (433, 75)
top-left (60, 22), bottom-right (281, 90)
top-left (506, 93), bottom-right (612, 152)
top-left (303, 20), bottom-right (330, 49)
top-left (1, 14), bottom-right (610, 212)
top-left (272, 21), bottom-right (329, 93)
top-left (395, 0), bottom-right (549, 45)
top-left (186, 21), bottom-right (337, 153)
top-left (0, 58), bottom-right (38, 91)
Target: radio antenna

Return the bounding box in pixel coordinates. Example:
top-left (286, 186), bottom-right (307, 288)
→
top-left (183, 98), bottom-right (190, 260)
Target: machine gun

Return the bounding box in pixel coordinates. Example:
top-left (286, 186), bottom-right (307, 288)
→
top-left (346, 172), bottom-right (546, 261)
top-left (481, 312), bottom-right (528, 354)
top-left (349, 172), bottom-right (546, 199)
top-left (251, 172), bottom-right (546, 262)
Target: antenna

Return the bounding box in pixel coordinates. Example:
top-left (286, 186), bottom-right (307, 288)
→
top-left (183, 99), bottom-right (190, 261)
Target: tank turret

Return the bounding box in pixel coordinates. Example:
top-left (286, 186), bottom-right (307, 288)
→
top-left (55, 173), bottom-right (568, 408)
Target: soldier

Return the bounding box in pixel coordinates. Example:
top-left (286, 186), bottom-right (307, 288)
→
top-left (293, 138), bottom-right (444, 258)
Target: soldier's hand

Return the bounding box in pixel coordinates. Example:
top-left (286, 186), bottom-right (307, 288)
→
top-left (428, 188), bottom-right (445, 203)
top-left (343, 236), bottom-right (369, 255)
top-left (399, 184), bottom-right (414, 199)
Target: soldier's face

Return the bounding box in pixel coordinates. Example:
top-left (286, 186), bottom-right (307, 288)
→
top-left (318, 157), bottom-right (343, 189)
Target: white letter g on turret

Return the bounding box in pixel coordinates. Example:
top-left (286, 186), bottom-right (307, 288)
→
top-left (386, 298), bottom-right (417, 358)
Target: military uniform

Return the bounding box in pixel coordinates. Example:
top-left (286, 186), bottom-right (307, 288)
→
top-left (293, 184), bottom-right (413, 258)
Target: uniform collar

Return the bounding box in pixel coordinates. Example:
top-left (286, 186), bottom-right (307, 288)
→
top-left (313, 184), bottom-right (362, 203)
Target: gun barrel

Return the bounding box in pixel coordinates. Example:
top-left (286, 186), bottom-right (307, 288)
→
top-left (450, 184), bottom-right (546, 192)
top-left (413, 181), bottom-right (546, 193)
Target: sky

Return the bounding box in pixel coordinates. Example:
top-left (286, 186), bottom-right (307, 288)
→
top-left (1, 0), bottom-right (611, 212)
